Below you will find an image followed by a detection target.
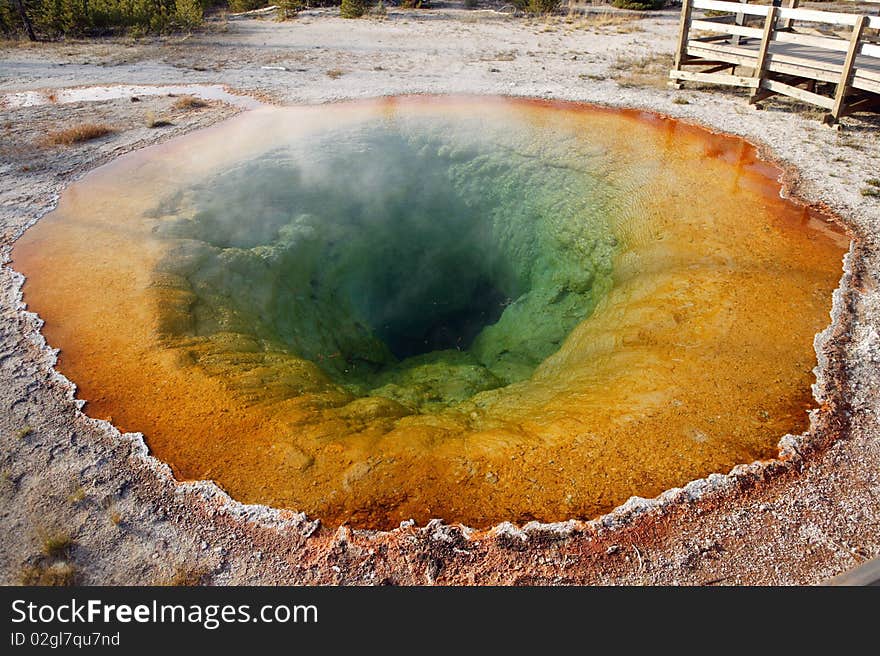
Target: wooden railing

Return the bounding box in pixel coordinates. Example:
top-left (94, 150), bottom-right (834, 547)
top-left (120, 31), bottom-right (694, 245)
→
top-left (669, 0), bottom-right (880, 124)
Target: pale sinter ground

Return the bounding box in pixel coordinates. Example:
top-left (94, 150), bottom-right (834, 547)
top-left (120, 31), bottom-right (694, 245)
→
top-left (1, 5), bottom-right (879, 585)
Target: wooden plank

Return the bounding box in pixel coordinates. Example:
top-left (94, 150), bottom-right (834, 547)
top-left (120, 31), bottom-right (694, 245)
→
top-left (687, 41), bottom-right (880, 82)
top-left (768, 58), bottom-right (841, 84)
top-left (673, 0), bottom-right (695, 72)
top-left (826, 556), bottom-right (880, 586)
top-left (761, 78), bottom-right (836, 109)
top-left (694, 0), bottom-right (878, 27)
top-left (698, 14), bottom-right (736, 25)
top-left (853, 74), bottom-right (880, 95)
top-left (688, 40), bottom-right (760, 60)
top-left (691, 20), bottom-right (763, 39)
top-left (694, 34), bottom-right (732, 43)
top-left (688, 44), bottom-right (757, 67)
top-left (768, 51), bottom-right (845, 77)
top-left (861, 42), bottom-right (880, 59)
top-left (831, 15), bottom-right (868, 121)
top-left (773, 30), bottom-right (849, 53)
top-left (669, 69), bottom-right (760, 87)
top-left (679, 59), bottom-right (739, 68)
top-left (777, 8), bottom-right (860, 28)
top-left (852, 65), bottom-right (880, 84)
top-left (701, 63), bottom-right (736, 73)
top-left (750, 7), bottom-right (779, 102)
top-left (693, 0), bottom-right (769, 17)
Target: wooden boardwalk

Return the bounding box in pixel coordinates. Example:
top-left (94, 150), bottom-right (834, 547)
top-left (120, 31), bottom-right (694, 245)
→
top-left (669, 0), bottom-right (880, 124)
top-left (826, 556), bottom-right (880, 585)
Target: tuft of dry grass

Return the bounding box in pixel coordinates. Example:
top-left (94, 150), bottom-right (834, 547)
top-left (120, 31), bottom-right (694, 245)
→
top-left (146, 112), bottom-right (173, 128)
top-left (21, 561), bottom-right (78, 586)
top-left (862, 187), bottom-right (880, 198)
top-left (68, 486), bottom-right (86, 504)
top-left (0, 469), bottom-right (17, 495)
top-left (40, 123), bottom-right (114, 147)
top-left (41, 531), bottom-right (74, 558)
top-left (565, 10), bottom-right (644, 33)
top-left (326, 68), bottom-right (345, 79)
top-left (172, 95), bottom-right (209, 110)
top-left (162, 565), bottom-right (211, 586)
top-left (15, 425), bottom-right (32, 439)
top-left (611, 52), bottom-right (675, 89)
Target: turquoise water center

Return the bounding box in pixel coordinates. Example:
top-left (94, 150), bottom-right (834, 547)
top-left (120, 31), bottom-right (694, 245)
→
top-left (151, 111), bottom-right (617, 409)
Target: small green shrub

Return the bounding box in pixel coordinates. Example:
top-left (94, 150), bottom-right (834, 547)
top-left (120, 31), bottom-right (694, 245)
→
top-left (340, 0), bottom-right (365, 18)
top-left (277, 0), bottom-right (303, 19)
top-left (529, 0), bottom-right (560, 12)
top-left (173, 0), bottom-right (203, 30)
top-left (1, 0), bottom-right (209, 38)
top-left (612, 0), bottom-right (664, 9)
top-left (511, 0), bottom-right (560, 13)
top-left (228, 0), bottom-right (268, 12)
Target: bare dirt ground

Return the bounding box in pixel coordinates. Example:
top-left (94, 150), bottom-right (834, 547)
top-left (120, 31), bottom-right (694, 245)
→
top-left (1, 6), bottom-right (879, 585)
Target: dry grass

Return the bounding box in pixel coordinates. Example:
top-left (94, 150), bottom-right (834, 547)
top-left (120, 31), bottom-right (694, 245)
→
top-left (611, 52), bottom-right (674, 89)
top-left (566, 11), bottom-right (644, 31)
top-left (108, 507), bottom-right (122, 525)
top-left (68, 486), bottom-right (86, 504)
top-left (172, 95), bottom-right (209, 110)
top-left (40, 123), bottom-right (114, 147)
top-left (15, 425), bottom-right (32, 439)
top-left (21, 561), bottom-right (78, 586)
top-left (146, 112), bottom-right (173, 128)
top-left (326, 68), bottom-right (345, 79)
top-left (41, 531), bottom-right (74, 558)
top-left (162, 566), bottom-right (211, 586)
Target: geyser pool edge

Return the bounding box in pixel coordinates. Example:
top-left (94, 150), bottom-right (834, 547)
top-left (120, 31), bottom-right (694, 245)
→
top-left (12, 96), bottom-right (849, 530)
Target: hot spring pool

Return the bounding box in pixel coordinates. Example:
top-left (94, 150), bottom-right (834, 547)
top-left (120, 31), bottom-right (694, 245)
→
top-left (13, 96), bottom-right (848, 529)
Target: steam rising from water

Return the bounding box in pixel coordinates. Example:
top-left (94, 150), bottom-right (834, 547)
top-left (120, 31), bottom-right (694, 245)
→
top-left (151, 117), bottom-right (617, 408)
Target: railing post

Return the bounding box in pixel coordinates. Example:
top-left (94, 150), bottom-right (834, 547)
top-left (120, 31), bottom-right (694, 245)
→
top-left (733, 0), bottom-right (749, 46)
top-left (780, 0), bottom-right (799, 32)
top-left (749, 6), bottom-right (779, 104)
top-left (670, 0), bottom-right (694, 88)
top-left (827, 14), bottom-right (867, 126)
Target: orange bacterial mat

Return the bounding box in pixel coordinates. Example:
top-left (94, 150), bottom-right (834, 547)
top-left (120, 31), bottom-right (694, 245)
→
top-left (13, 97), bottom-right (848, 528)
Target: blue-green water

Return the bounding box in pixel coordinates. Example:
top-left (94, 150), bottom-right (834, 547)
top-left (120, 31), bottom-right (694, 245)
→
top-left (151, 116), bottom-right (618, 409)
